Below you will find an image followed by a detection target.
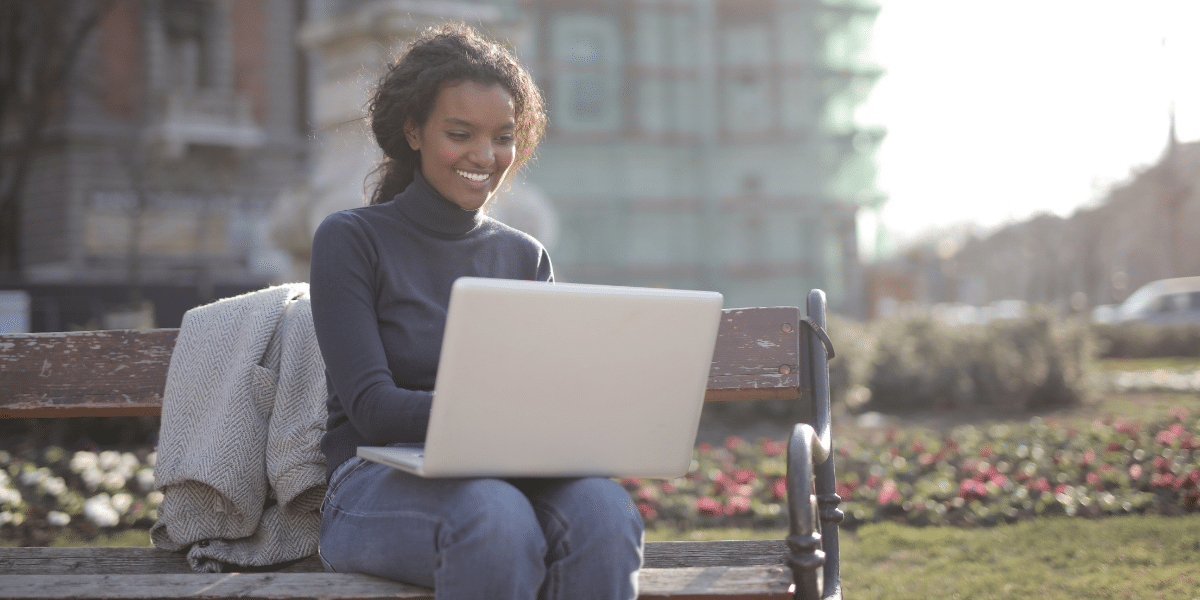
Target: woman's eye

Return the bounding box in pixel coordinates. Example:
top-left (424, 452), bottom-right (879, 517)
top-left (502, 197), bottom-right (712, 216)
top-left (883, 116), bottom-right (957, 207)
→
top-left (497, 135), bottom-right (515, 144)
top-left (447, 131), bottom-right (469, 140)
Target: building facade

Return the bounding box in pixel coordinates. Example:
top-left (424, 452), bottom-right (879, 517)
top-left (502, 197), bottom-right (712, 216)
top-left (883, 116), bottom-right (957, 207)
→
top-left (10, 0), bottom-right (308, 293)
top-left (517, 0), bottom-right (885, 313)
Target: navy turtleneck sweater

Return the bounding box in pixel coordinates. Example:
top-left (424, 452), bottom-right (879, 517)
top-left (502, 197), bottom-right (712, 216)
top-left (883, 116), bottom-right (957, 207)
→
top-left (310, 170), bottom-right (553, 479)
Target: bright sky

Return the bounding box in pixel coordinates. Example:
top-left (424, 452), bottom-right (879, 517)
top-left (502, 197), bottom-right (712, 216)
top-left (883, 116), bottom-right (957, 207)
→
top-left (857, 0), bottom-right (1200, 256)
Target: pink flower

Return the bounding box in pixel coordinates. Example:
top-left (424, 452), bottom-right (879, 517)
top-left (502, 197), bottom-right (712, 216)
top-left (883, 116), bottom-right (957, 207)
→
top-left (1129, 464), bottom-right (1143, 479)
top-left (1034, 478), bottom-right (1051, 493)
top-left (637, 486), bottom-right (659, 502)
top-left (1087, 472), bottom-right (1104, 491)
top-left (619, 478), bottom-right (643, 487)
top-left (1082, 449), bottom-right (1095, 465)
top-left (696, 497), bottom-right (724, 516)
top-left (910, 439), bottom-right (927, 454)
top-left (1169, 405), bottom-right (1190, 421)
top-left (980, 444), bottom-right (994, 458)
top-left (836, 482), bottom-right (853, 499)
top-left (724, 436), bottom-right (744, 451)
top-left (1155, 456), bottom-right (1169, 472)
top-left (762, 440), bottom-right (786, 457)
top-left (697, 443), bottom-right (712, 456)
top-left (918, 453), bottom-right (937, 466)
top-left (660, 482), bottom-right (677, 494)
top-left (772, 477), bottom-right (787, 499)
top-left (734, 469), bottom-right (756, 485)
top-left (726, 496), bottom-right (751, 515)
top-left (713, 473), bottom-right (734, 495)
top-left (1054, 484), bottom-right (1069, 496)
top-left (877, 480), bottom-right (900, 505)
top-left (636, 502), bottom-right (657, 519)
top-left (958, 479), bottom-right (987, 501)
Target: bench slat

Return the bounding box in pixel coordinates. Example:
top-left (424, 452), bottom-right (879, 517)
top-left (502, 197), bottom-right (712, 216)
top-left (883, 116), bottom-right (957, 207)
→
top-left (0, 307), bottom-right (800, 418)
top-left (0, 541), bottom-right (785, 575)
top-left (0, 330), bottom-right (177, 418)
top-left (0, 568), bottom-right (791, 599)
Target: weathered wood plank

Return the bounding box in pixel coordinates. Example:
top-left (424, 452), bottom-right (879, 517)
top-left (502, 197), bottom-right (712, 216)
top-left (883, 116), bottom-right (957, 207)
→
top-left (0, 540), bottom-right (786, 575)
top-left (0, 568), bottom-right (792, 599)
top-left (0, 573), bottom-right (431, 599)
top-left (706, 307), bottom-right (801, 401)
top-left (0, 307), bottom-right (801, 417)
top-left (0, 329), bottom-right (178, 418)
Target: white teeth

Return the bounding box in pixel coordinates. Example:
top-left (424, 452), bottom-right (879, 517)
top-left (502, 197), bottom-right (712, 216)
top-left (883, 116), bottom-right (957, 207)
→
top-left (456, 169), bottom-right (488, 182)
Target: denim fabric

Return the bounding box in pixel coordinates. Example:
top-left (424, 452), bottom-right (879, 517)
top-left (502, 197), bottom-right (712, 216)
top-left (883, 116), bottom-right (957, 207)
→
top-left (318, 456), bottom-right (644, 600)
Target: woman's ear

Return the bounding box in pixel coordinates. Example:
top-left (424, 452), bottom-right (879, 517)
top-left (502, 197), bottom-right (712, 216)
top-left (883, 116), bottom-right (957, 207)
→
top-left (404, 119), bottom-right (421, 151)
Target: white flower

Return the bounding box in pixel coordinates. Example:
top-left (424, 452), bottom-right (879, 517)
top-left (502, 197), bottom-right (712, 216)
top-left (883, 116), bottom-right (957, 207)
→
top-left (70, 451), bottom-right (98, 474)
top-left (0, 471), bottom-right (9, 487)
top-left (100, 471), bottom-right (126, 493)
top-left (146, 452), bottom-right (157, 468)
top-left (39, 477), bottom-right (67, 497)
top-left (83, 494), bottom-right (120, 527)
top-left (147, 491), bottom-right (164, 506)
top-left (110, 493), bottom-right (133, 515)
top-left (81, 467), bottom-right (104, 491)
top-left (136, 469), bottom-right (156, 493)
top-left (46, 511), bottom-right (71, 526)
top-left (19, 467), bottom-right (50, 487)
top-left (0, 511), bottom-right (11, 525)
top-left (0, 488), bottom-right (22, 507)
top-left (98, 451), bottom-right (121, 471)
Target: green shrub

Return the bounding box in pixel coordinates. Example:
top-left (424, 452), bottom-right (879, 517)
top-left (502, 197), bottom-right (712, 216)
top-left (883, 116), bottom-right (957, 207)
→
top-left (1093, 322), bottom-right (1200, 358)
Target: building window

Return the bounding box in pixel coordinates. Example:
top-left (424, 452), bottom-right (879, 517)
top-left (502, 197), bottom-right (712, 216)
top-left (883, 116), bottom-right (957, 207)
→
top-left (551, 14), bottom-right (621, 132)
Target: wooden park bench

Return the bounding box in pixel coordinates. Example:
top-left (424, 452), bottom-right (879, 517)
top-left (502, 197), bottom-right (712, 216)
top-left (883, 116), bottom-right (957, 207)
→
top-left (0, 291), bottom-right (843, 600)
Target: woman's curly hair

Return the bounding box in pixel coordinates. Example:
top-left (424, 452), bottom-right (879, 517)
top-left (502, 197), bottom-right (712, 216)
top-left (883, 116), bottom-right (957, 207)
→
top-left (367, 22), bottom-right (547, 206)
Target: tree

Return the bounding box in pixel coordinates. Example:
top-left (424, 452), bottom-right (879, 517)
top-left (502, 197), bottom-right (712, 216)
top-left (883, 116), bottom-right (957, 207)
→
top-left (0, 1), bottom-right (112, 275)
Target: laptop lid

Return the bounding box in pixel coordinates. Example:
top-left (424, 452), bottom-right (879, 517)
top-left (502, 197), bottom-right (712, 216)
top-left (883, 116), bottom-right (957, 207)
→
top-left (418, 277), bottom-right (723, 478)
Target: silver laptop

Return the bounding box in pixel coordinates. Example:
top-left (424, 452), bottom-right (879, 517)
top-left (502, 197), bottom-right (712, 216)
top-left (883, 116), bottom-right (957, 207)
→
top-left (357, 277), bottom-right (723, 478)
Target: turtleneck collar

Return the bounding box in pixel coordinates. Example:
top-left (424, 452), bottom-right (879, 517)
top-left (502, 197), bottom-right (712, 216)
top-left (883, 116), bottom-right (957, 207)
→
top-left (392, 168), bottom-right (484, 236)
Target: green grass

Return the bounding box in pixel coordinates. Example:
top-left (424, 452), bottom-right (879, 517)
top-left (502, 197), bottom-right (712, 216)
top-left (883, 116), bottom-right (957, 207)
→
top-left (0, 529), bottom-right (151, 548)
top-left (656, 516), bottom-right (1200, 599)
top-left (840, 515), bottom-right (1200, 600)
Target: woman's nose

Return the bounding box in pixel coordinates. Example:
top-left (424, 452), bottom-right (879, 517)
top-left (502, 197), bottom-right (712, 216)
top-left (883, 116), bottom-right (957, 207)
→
top-left (467, 140), bottom-right (495, 166)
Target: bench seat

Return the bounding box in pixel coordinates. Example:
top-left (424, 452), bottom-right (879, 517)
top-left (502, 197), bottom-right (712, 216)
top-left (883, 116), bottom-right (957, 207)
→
top-left (0, 295), bottom-right (841, 600)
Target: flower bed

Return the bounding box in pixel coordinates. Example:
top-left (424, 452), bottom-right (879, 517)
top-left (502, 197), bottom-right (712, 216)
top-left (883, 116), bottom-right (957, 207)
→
top-left (3, 408), bottom-right (1198, 543)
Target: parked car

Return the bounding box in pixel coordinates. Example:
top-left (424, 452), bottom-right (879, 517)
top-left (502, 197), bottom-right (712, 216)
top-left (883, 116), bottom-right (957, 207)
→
top-left (1108, 276), bottom-right (1200, 326)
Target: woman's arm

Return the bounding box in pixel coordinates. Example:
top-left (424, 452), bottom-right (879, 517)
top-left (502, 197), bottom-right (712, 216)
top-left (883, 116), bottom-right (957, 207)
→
top-left (309, 212), bottom-right (432, 445)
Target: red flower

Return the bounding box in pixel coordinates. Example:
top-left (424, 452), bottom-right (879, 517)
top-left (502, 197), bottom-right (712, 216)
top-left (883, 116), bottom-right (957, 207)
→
top-left (1034, 477), bottom-right (1051, 493)
top-left (1106, 442), bottom-right (1123, 453)
top-left (619, 478), bottom-right (643, 487)
top-left (660, 482), bottom-right (677, 494)
top-left (911, 439), bottom-right (927, 453)
top-left (734, 469), bottom-right (756, 485)
top-left (696, 497), bottom-right (724, 516)
top-left (864, 476), bottom-right (881, 490)
top-left (980, 444), bottom-right (993, 458)
top-left (772, 477), bottom-right (787, 499)
top-left (1155, 456), bottom-right (1169, 472)
top-left (713, 473), bottom-right (734, 495)
top-left (724, 436), bottom-right (745, 451)
top-left (1086, 472), bottom-right (1104, 491)
top-left (636, 502), bottom-right (657, 519)
top-left (989, 473), bottom-right (1008, 487)
top-left (836, 482), bottom-right (853, 499)
top-left (1054, 484), bottom-right (1068, 496)
top-left (877, 480), bottom-right (900, 505)
top-left (762, 440), bottom-right (786, 457)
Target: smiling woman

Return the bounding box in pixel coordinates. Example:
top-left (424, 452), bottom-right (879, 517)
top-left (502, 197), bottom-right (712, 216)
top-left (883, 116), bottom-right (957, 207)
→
top-left (307, 22), bottom-right (644, 600)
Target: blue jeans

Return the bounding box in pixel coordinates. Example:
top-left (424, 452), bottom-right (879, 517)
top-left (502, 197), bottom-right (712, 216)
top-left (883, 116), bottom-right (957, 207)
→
top-left (318, 455), bottom-right (644, 600)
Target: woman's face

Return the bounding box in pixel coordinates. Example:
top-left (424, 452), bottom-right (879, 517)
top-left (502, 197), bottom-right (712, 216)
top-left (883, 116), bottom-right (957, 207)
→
top-left (406, 80), bottom-right (516, 211)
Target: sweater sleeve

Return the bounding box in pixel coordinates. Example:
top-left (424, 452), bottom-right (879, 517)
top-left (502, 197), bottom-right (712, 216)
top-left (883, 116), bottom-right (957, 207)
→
top-left (309, 213), bottom-right (432, 445)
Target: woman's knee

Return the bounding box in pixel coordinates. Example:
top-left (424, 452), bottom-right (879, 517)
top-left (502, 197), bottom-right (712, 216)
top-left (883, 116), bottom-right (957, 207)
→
top-left (440, 478), bottom-right (547, 555)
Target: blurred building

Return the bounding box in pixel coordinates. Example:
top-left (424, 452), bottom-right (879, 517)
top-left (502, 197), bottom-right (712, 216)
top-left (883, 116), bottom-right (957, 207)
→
top-left (1, 0), bottom-right (309, 328)
top-left (518, 0), bottom-right (886, 313)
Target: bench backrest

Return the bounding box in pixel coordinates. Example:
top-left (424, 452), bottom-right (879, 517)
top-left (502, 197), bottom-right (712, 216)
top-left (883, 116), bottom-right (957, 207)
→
top-left (0, 307), bottom-right (806, 418)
